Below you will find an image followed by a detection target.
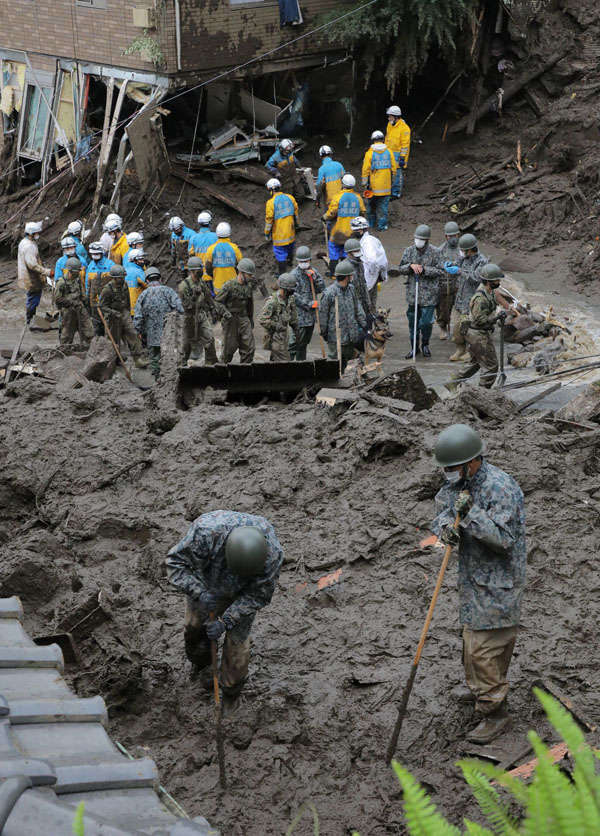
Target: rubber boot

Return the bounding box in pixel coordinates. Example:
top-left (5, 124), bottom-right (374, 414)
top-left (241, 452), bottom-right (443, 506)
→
top-left (276, 261), bottom-right (287, 277)
top-left (467, 703), bottom-right (511, 744)
top-left (422, 344), bottom-right (431, 358)
top-left (134, 355), bottom-right (150, 369)
top-left (449, 349), bottom-right (463, 361)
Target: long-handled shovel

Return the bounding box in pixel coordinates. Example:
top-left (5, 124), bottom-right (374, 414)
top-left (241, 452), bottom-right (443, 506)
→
top-left (307, 270), bottom-right (326, 359)
top-left (495, 314), bottom-right (506, 388)
top-left (412, 276), bottom-right (420, 363)
top-left (210, 613), bottom-right (227, 789)
top-left (386, 512), bottom-right (461, 763)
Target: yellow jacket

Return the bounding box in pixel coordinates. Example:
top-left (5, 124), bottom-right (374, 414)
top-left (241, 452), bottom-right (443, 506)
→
top-left (110, 233), bottom-right (129, 265)
top-left (361, 143), bottom-right (397, 197)
top-left (385, 119), bottom-right (411, 165)
top-left (265, 192), bottom-right (299, 246)
top-left (324, 189), bottom-right (366, 243)
top-left (205, 238), bottom-right (243, 291)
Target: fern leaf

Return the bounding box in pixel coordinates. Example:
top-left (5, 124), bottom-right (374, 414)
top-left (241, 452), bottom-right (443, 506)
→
top-left (458, 761), bottom-right (519, 835)
top-left (464, 822), bottom-right (495, 836)
top-left (572, 770), bottom-right (600, 833)
top-left (525, 731), bottom-right (581, 834)
top-left (392, 761), bottom-right (461, 836)
top-left (460, 759), bottom-right (528, 808)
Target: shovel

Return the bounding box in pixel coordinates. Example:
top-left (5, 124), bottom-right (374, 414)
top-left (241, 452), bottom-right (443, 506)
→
top-left (495, 313), bottom-right (506, 388)
top-left (210, 613), bottom-right (227, 789)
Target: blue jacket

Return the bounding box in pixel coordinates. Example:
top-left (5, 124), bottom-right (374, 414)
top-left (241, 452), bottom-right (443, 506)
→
top-left (317, 157), bottom-right (345, 195)
top-left (189, 228), bottom-right (218, 257)
top-left (171, 226), bottom-right (195, 247)
top-left (265, 148), bottom-right (296, 173)
top-left (85, 256), bottom-right (114, 293)
top-left (73, 236), bottom-right (89, 268)
top-left (54, 254), bottom-right (69, 282)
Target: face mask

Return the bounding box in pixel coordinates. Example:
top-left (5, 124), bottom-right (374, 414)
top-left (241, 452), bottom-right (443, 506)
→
top-left (34, 234), bottom-right (40, 241)
top-left (447, 236), bottom-right (459, 247)
top-left (414, 238), bottom-right (426, 249)
top-left (444, 469), bottom-right (463, 485)
top-left (92, 255), bottom-right (101, 261)
top-left (298, 261), bottom-right (310, 270)
top-left (459, 249), bottom-right (465, 258)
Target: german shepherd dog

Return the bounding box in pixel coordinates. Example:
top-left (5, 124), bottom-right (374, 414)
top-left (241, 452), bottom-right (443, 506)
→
top-left (362, 308), bottom-right (393, 375)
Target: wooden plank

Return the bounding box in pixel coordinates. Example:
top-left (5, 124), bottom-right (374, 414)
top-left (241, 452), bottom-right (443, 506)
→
top-left (315, 388), bottom-right (359, 407)
top-left (515, 382), bottom-right (562, 413)
top-left (2, 323), bottom-right (27, 389)
top-left (505, 742), bottom-right (568, 782)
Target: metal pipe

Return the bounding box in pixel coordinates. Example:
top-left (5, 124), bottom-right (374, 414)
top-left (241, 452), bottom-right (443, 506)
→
top-left (174, 0), bottom-right (182, 72)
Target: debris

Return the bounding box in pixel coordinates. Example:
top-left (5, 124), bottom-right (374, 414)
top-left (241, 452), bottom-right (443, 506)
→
top-left (126, 106), bottom-right (170, 195)
top-left (95, 458), bottom-right (153, 492)
top-left (555, 382), bottom-right (600, 424)
top-left (171, 169), bottom-right (255, 219)
top-left (83, 336), bottom-right (118, 382)
top-left (506, 742), bottom-right (568, 781)
top-left (515, 382), bottom-right (562, 413)
top-left (533, 678), bottom-right (597, 732)
top-left (456, 386), bottom-right (516, 420)
top-left (363, 366), bottom-right (439, 410)
top-left (317, 568), bottom-right (342, 590)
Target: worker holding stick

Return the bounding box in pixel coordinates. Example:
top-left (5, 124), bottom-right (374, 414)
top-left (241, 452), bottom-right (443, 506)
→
top-left (289, 246), bottom-right (325, 361)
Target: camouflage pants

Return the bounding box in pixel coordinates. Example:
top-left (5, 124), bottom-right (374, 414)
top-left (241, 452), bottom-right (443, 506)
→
top-left (451, 309), bottom-right (468, 347)
top-left (184, 596), bottom-right (253, 689)
top-left (289, 324), bottom-right (314, 361)
top-left (269, 334), bottom-right (291, 362)
top-left (437, 277), bottom-right (457, 330)
top-left (368, 285), bottom-right (378, 310)
top-left (327, 341), bottom-right (356, 373)
top-left (464, 329), bottom-right (498, 388)
top-left (60, 305), bottom-right (94, 348)
top-left (149, 346), bottom-right (161, 380)
top-left (222, 315), bottom-right (255, 364)
top-left (182, 314), bottom-right (218, 364)
top-left (107, 311), bottom-right (143, 358)
top-left (463, 625), bottom-right (518, 715)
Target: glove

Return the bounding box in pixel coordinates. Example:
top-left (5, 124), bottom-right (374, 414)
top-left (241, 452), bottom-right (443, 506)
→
top-left (440, 525), bottom-right (460, 547)
top-left (205, 618), bottom-right (226, 641)
top-left (443, 262), bottom-right (460, 275)
top-left (497, 310), bottom-right (507, 322)
top-left (455, 490), bottom-right (473, 518)
top-left (459, 319), bottom-right (471, 337)
top-left (264, 234), bottom-right (271, 242)
top-left (198, 590), bottom-right (218, 610)
top-left (311, 300), bottom-right (319, 309)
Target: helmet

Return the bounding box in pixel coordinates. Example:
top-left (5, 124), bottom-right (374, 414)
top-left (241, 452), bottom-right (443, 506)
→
top-left (67, 220), bottom-right (83, 236)
top-left (89, 241), bottom-right (105, 255)
top-left (335, 259), bottom-right (355, 278)
top-left (415, 224), bottom-right (431, 240)
top-left (279, 139), bottom-right (293, 153)
top-left (386, 105), bottom-right (402, 117)
top-left (105, 217), bottom-right (122, 232)
top-left (197, 210), bottom-right (212, 226)
top-left (216, 222), bottom-right (231, 238)
top-left (225, 526), bottom-right (268, 577)
top-left (278, 272), bottom-right (297, 290)
top-left (266, 178), bottom-right (281, 191)
top-left (319, 145), bottom-right (333, 157)
top-left (145, 266), bottom-right (161, 281)
top-left (126, 231), bottom-right (144, 246)
top-left (65, 257), bottom-right (82, 271)
top-left (60, 236), bottom-right (77, 250)
top-left (296, 245), bottom-right (311, 261)
top-left (479, 263), bottom-right (504, 281)
top-left (187, 256), bottom-right (204, 272)
top-left (444, 221), bottom-right (460, 236)
top-left (110, 264), bottom-right (126, 278)
top-left (130, 248), bottom-right (146, 262)
top-left (434, 424), bottom-right (484, 467)
top-left (105, 212), bottom-right (121, 224)
top-left (237, 257), bottom-right (256, 276)
top-left (459, 233), bottom-right (478, 251)
top-left (344, 238), bottom-right (361, 254)
top-left (342, 174), bottom-right (356, 188)
top-left (25, 221), bottom-right (43, 235)
top-left (350, 216), bottom-right (369, 231)
top-left (169, 216), bottom-right (184, 232)
top-left (371, 130), bottom-right (384, 142)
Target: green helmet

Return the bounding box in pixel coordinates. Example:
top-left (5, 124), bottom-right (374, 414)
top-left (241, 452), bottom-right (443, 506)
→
top-left (110, 264), bottom-right (126, 278)
top-left (145, 266), bottom-right (161, 281)
top-left (434, 424), bottom-right (483, 467)
top-left (65, 257), bottom-right (82, 271)
top-left (296, 245), bottom-right (311, 261)
top-left (459, 233), bottom-right (478, 251)
top-left (278, 272), bottom-right (297, 290)
top-left (479, 263), bottom-right (504, 282)
top-left (444, 221), bottom-right (460, 236)
top-left (335, 259), bottom-right (355, 278)
top-left (238, 257), bottom-right (256, 276)
top-left (344, 238), bottom-right (361, 254)
top-left (225, 526), bottom-right (268, 577)
top-left (187, 256), bottom-right (203, 272)
top-left (415, 224), bottom-right (431, 240)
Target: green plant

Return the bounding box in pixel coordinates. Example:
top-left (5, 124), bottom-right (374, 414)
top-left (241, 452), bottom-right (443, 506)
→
top-left (123, 31), bottom-right (164, 68)
top-left (72, 801), bottom-right (85, 836)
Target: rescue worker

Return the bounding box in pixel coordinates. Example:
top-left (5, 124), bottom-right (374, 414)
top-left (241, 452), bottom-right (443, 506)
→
top-left (18, 220), bottom-right (52, 325)
top-left (65, 220), bottom-right (89, 267)
top-left (54, 236), bottom-right (78, 284)
top-left (323, 174), bottom-right (365, 276)
top-left (122, 232), bottom-right (144, 268)
top-left (178, 256), bottom-right (223, 365)
top-left (435, 221), bottom-right (461, 340)
top-left (319, 259), bottom-right (367, 371)
top-left (264, 178), bottom-right (299, 275)
top-left (133, 266), bottom-right (184, 380)
top-left (385, 105), bottom-right (411, 199)
top-left (188, 211), bottom-right (218, 262)
top-left (169, 216), bottom-right (195, 273)
top-left (398, 224), bottom-right (443, 359)
top-left (125, 249), bottom-right (148, 316)
top-left (166, 510), bottom-right (284, 695)
top-left (86, 242), bottom-right (114, 335)
top-left (215, 257), bottom-right (258, 364)
top-left (55, 257), bottom-right (93, 347)
top-left (106, 216), bottom-right (129, 266)
top-left (259, 272), bottom-right (299, 362)
top-left (447, 264), bottom-right (505, 391)
top-left (343, 238), bottom-right (374, 323)
top-left (361, 130), bottom-right (397, 232)
top-left (289, 245), bottom-right (325, 361)
top-left (205, 222), bottom-right (243, 294)
top-left (265, 138), bottom-right (297, 194)
top-left (100, 213), bottom-right (121, 255)
top-left (316, 145), bottom-right (344, 208)
top-left (432, 424), bottom-right (525, 744)
top-left (450, 233), bottom-right (489, 362)
top-left (350, 216), bottom-right (388, 309)
top-left (98, 265), bottom-right (147, 367)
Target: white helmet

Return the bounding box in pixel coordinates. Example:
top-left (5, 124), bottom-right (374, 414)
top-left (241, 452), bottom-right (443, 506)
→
top-left (103, 213), bottom-right (121, 230)
top-left (266, 178), bottom-right (281, 191)
top-left (89, 241), bottom-right (105, 255)
top-left (319, 145), bottom-right (333, 157)
top-left (67, 220), bottom-right (83, 236)
top-left (279, 139), bottom-right (293, 152)
top-left (371, 130), bottom-right (385, 142)
top-left (130, 248), bottom-right (146, 262)
top-left (25, 221), bottom-right (43, 235)
top-left (197, 210), bottom-right (212, 226)
top-left (386, 105), bottom-right (402, 117)
top-left (342, 174), bottom-right (356, 188)
top-left (350, 216), bottom-right (369, 231)
top-left (105, 217), bottom-right (122, 232)
top-left (169, 216), bottom-right (184, 232)
top-left (216, 222), bottom-right (231, 238)
top-left (60, 236), bottom-right (77, 250)
top-left (126, 231), bottom-right (144, 246)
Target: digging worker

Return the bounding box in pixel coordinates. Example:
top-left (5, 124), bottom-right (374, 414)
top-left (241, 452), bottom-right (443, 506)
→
top-left (204, 222), bottom-right (243, 294)
top-left (289, 246), bottom-right (325, 361)
top-left (133, 266), bottom-right (184, 379)
top-left (86, 242), bottom-right (114, 335)
top-left (323, 174), bottom-right (365, 276)
top-left (188, 211), bottom-right (217, 262)
top-left (178, 257), bottom-right (222, 365)
top-left (344, 238), bottom-right (374, 324)
top-left (361, 130), bottom-right (397, 232)
top-left (450, 233), bottom-right (489, 362)
top-left (18, 220), bottom-right (52, 326)
top-left (435, 221), bottom-right (461, 341)
top-left (264, 178), bottom-right (299, 276)
top-left (265, 138), bottom-right (298, 193)
top-left (259, 272), bottom-right (299, 362)
top-left (398, 224), bottom-right (443, 359)
top-left (319, 259), bottom-right (367, 371)
top-left (350, 216), bottom-right (388, 310)
top-left (432, 424), bottom-right (525, 744)
top-left (215, 257), bottom-right (258, 364)
top-left (166, 510), bottom-right (284, 696)
top-left (98, 265), bottom-right (147, 368)
top-left (55, 257), bottom-right (94, 348)
top-left (384, 105), bottom-right (411, 200)
top-left (169, 216), bottom-right (195, 273)
top-left (316, 145), bottom-right (344, 208)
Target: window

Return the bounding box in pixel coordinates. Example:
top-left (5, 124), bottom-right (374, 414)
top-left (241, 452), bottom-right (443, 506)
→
top-left (20, 83), bottom-right (51, 159)
top-left (76, 0), bottom-right (108, 8)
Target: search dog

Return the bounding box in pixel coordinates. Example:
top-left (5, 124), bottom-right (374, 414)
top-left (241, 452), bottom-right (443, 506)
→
top-left (361, 308), bottom-right (393, 376)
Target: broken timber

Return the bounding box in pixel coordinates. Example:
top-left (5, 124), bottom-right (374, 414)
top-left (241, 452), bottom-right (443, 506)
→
top-left (533, 678), bottom-right (597, 732)
top-left (171, 169), bottom-right (254, 218)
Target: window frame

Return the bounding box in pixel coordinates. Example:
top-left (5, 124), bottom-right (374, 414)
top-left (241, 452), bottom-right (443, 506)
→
top-left (18, 82), bottom-right (52, 160)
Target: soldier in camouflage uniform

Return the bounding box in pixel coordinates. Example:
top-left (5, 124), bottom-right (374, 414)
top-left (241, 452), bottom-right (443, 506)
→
top-left (435, 221), bottom-right (461, 340)
top-left (98, 265), bottom-right (147, 367)
top-left (344, 238), bottom-right (375, 324)
top-left (178, 257), bottom-right (224, 365)
top-left (166, 510), bottom-right (284, 695)
top-left (133, 266), bottom-right (184, 379)
top-left (319, 259), bottom-right (367, 371)
top-left (215, 257), bottom-right (258, 364)
top-left (450, 233), bottom-right (489, 361)
top-left (432, 424), bottom-right (525, 744)
top-left (55, 257), bottom-right (94, 347)
top-left (289, 246), bottom-right (325, 361)
top-left (398, 224), bottom-right (443, 358)
top-left (259, 272), bottom-right (299, 361)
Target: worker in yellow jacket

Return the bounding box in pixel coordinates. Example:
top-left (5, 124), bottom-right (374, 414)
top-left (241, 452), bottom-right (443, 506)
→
top-left (105, 216), bottom-right (130, 265)
top-left (361, 130), bottom-right (397, 232)
top-left (204, 222), bottom-right (243, 293)
top-left (385, 105), bottom-right (411, 200)
top-left (264, 178), bottom-right (299, 275)
top-left (323, 174), bottom-right (365, 275)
